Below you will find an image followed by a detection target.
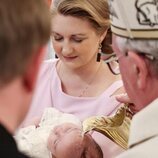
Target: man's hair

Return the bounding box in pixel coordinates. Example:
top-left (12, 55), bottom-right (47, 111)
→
top-left (116, 36), bottom-right (158, 77)
top-left (0, 0), bottom-right (51, 86)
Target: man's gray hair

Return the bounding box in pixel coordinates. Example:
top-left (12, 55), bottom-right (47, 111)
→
top-left (116, 36), bottom-right (158, 76)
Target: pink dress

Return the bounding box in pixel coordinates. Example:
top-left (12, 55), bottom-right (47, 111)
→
top-left (23, 59), bottom-right (124, 157)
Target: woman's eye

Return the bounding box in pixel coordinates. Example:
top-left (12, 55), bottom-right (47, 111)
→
top-left (53, 36), bottom-right (63, 41)
top-left (73, 38), bottom-right (83, 43)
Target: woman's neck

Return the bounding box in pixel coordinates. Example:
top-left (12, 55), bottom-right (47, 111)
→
top-left (57, 59), bottom-right (120, 97)
top-left (57, 59), bottom-right (102, 78)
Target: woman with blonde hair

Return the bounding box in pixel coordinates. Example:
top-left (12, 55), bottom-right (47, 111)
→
top-left (23, 0), bottom-right (124, 157)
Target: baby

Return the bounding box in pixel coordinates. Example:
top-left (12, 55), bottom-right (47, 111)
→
top-left (15, 108), bottom-right (103, 158)
top-left (48, 123), bottom-right (103, 158)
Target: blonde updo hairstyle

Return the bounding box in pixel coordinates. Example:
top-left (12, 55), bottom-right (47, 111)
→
top-left (51, 0), bottom-right (113, 54)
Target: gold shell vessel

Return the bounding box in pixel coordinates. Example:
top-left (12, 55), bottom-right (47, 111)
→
top-left (82, 104), bottom-right (132, 149)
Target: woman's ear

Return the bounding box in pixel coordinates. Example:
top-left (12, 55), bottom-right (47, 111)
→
top-left (100, 28), bottom-right (113, 54)
top-left (128, 51), bottom-right (149, 90)
top-left (100, 31), bottom-right (107, 43)
top-left (100, 30), bottom-right (108, 43)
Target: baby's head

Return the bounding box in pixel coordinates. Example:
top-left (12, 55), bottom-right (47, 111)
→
top-left (47, 123), bottom-right (103, 158)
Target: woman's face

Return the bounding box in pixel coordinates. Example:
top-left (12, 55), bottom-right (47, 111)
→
top-left (51, 14), bottom-right (102, 69)
top-left (48, 123), bottom-right (101, 158)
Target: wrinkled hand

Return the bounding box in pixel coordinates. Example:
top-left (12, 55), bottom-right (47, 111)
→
top-left (115, 93), bottom-right (132, 104)
top-left (115, 93), bottom-right (137, 115)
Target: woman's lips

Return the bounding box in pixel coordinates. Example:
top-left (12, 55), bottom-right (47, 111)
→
top-left (63, 56), bottom-right (78, 61)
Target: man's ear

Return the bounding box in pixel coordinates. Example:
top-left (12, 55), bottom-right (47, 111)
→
top-left (23, 46), bottom-right (46, 92)
top-left (128, 51), bottom-right (148, 90)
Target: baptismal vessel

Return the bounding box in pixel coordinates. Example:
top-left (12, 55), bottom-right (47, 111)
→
top-left (82, 104), bottom-right (133, 149)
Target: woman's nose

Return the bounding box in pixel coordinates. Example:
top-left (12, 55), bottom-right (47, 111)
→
top-left (61, 42), bottom-right (73, 56)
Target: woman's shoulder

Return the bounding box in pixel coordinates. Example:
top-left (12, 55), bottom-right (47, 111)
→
top-left (38, 59), bottom-right (58, 78)
top-left (42, 59), bottom-right (58, 72)
top-left (110, 76), bottom-right (125, 95)
top-left (101, 72), bottom-right (123, 95)
top-left (106, 79), bottom-right (124, 96)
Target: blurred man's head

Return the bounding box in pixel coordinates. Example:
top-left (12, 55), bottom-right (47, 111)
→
top-left (0, 0), bottom-right (51, 130)
top-left (109, 0), bottom-right (158, 112)
top-left (0, 0), bottom-right (50, 87)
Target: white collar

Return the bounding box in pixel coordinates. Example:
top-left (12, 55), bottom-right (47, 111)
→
top-left (128, 98), bottom-right (158, 147)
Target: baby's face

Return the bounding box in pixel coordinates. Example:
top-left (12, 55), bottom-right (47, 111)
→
top-left (47, 123), bottom-right (102, 158)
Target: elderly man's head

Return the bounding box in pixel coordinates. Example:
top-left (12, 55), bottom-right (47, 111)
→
top-left (109, 0), bottom-right (158, 112)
